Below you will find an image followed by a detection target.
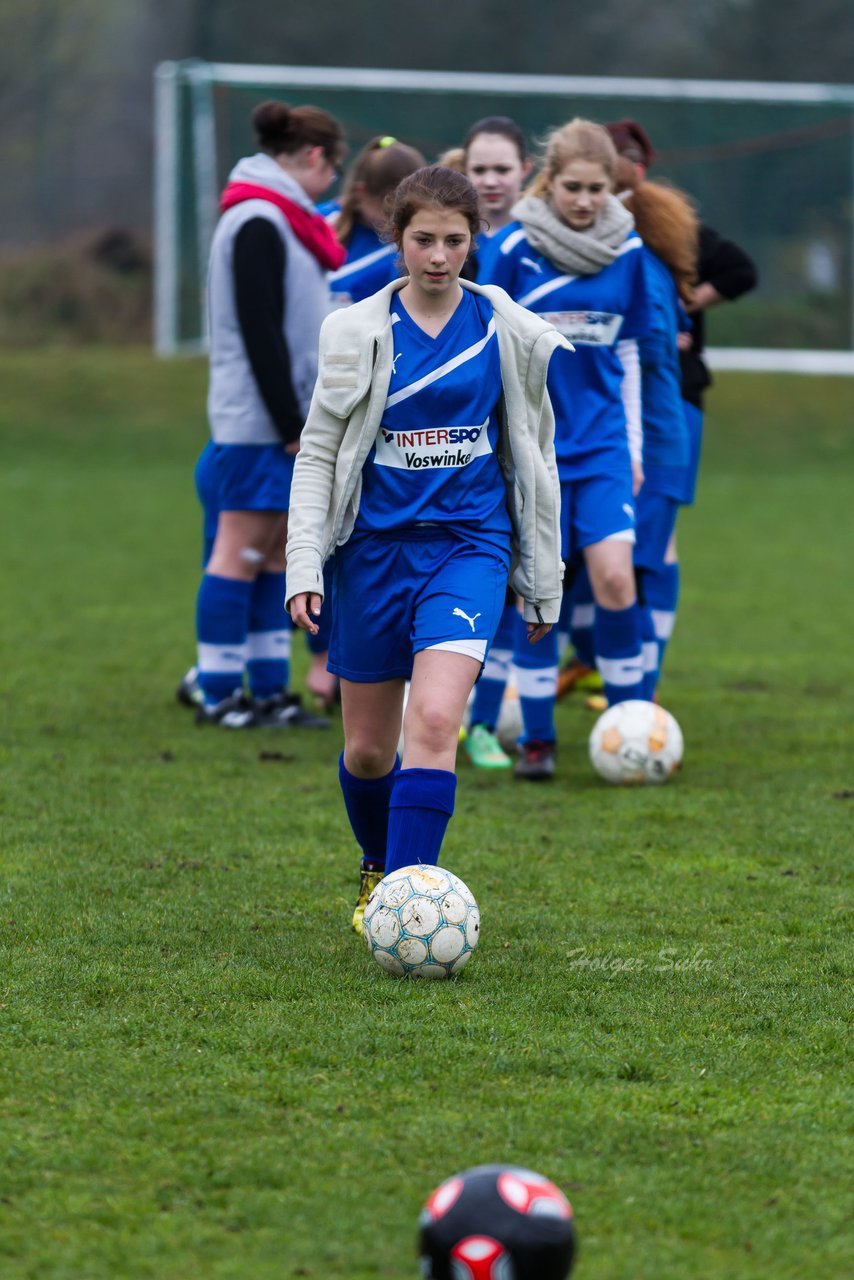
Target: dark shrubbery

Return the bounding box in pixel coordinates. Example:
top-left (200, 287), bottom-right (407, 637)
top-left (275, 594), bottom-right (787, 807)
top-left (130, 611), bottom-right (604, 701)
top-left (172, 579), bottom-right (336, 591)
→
top-left (0, 229), bottom-right (152, 345)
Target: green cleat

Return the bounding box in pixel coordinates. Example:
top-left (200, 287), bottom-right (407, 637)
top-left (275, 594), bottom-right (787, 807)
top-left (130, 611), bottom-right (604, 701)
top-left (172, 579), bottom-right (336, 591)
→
top-left (352, 864), bottom-right (385, 935)
top-left (464, 722), bottom-right (513, 770)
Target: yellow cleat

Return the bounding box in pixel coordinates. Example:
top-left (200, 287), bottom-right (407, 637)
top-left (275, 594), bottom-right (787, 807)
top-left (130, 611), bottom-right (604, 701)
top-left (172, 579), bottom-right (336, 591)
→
top-left (585, 694), bottom-right (608, 713)
top-left (352, 865), bottom-right (385, 935)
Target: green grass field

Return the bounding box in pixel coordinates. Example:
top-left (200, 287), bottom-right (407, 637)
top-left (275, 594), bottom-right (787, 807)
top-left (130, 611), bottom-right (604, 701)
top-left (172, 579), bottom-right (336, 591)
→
top-left (1, 351), bottom-right (852, 1279)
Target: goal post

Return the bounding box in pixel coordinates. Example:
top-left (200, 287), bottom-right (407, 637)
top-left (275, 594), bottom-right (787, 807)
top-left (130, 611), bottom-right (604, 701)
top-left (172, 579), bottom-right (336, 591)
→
top-left (153, 60), bottom-right (854, 373)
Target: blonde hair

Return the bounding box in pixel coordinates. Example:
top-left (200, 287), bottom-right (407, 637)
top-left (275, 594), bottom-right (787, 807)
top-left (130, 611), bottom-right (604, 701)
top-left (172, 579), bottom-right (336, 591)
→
top-left (615, 156), bottom-right (698, 304)
top-left (528, 117), bottom-right (618, 198)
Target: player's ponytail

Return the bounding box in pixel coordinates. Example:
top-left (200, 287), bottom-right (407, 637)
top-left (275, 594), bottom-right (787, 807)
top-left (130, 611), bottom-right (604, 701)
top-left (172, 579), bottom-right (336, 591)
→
top-left (252, 99), bottom-right (345, 169)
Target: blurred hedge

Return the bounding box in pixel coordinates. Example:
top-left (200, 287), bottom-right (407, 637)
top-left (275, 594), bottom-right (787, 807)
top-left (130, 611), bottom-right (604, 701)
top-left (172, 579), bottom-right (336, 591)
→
top-left (0, 229), bottom-right (151, 346)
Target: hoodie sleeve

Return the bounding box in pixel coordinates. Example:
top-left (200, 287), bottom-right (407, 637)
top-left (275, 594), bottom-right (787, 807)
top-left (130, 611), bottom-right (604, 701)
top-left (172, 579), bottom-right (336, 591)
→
top-left (233, 217), bottom-right (305, 445)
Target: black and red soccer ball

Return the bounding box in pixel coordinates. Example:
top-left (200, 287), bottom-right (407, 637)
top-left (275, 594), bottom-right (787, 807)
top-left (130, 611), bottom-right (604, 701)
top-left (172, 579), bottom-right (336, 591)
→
top-left (419, 1164), bottom-right (575, 1279)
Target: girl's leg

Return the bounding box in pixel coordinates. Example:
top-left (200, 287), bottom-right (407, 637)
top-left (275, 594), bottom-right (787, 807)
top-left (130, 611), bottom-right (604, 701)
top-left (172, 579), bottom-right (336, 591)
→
top-left (339, 677), bottom-right (406, 931)
top-left (196, 510), bottom-right (285, 716)
top-left (513, 610), bottom-right (559, 779)
top-left (384, 649), bottom-right (481, 875)
top-left (465, 589), bottom-right (516, 769)
top-left (584, 538), bottom-right (645, 705)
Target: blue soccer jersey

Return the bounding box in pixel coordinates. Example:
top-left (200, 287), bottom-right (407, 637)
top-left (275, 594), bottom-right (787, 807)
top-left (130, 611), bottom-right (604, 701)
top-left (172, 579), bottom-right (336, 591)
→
top-left (636, 247), bottom-right (690, 500)
top-left (484, 228), bottom-right (654, 481)
top-left (321, 204), bottom-right (401, 305)
top-left (474, 222), bottom-right (520, 283)
top-left (354, 289), bottom-right (510, 559)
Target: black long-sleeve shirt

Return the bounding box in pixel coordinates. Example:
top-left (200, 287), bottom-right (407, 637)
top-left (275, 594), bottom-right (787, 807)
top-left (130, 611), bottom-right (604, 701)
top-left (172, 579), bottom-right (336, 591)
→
top-left (681, 223), bottom-right (758, 408)
top-left (233, 218), bottom-right (305, 445)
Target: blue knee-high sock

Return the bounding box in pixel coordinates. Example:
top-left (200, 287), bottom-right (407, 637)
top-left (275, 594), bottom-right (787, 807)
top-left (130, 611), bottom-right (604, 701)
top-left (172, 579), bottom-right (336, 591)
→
top-left (196, 573), bottom-right (252, 706)
top-left (470, 601), bottom-right (515, 731)
top-left (246, 571), bottom-right (292, 700)
top-left (643, 561), bottom-right (680, 680)
top-left (594, 602), bottom-right (644, 705)
top-left (385, 768), bottom-right (457, 876)
top-left (568, 566), bottom-right (596, 667)
top-left (513, 611), bottom-right (558, 744)
top-left (637, 586), bottom-right (660, 702)
top-left (339, 753), bottom-right (400, 871)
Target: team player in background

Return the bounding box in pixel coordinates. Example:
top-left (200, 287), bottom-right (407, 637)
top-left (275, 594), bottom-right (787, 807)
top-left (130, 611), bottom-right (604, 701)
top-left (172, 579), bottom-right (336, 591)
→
top-left (323, 134), bottom-right (426, 305)
top-left (285, 166), bottom-right (568, 931)
top-left (192, 100), bottom-right (346, 728)
top-left (604, 118), bottom-right (758, 684)
top-left (455, 117), bottom-right (545, 771)
top-left (481, 118), bottom-right (654, 780)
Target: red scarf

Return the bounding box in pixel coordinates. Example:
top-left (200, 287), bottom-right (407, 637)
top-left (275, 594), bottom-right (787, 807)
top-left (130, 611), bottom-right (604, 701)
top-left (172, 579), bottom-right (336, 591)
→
top-left (220, 182), bottom-right (347, 271)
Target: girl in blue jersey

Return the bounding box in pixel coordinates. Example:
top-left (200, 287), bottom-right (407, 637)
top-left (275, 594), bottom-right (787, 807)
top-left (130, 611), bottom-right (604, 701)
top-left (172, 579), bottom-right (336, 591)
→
top-left (459, 117), bottom-right (544, 770)
top-left (482, 118), bottom-right (653, 780)
top-left (323, 136), bottom-right (426, 306)
top-left (286, 166), bottom-right (568, 931)
top-left (463, 116), bottom-right (533, 282)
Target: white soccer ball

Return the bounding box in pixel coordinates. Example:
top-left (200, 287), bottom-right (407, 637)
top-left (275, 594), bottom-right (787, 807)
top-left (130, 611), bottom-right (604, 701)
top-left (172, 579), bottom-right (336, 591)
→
top-left (589, 699), bottom-right (683, 785)
top-left (363, 865), bottom-right (480, 979)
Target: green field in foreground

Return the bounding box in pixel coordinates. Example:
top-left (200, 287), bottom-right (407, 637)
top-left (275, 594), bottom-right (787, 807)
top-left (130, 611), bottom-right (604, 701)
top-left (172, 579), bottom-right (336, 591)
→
top-left (0, 350), bottom-right (852, 1279)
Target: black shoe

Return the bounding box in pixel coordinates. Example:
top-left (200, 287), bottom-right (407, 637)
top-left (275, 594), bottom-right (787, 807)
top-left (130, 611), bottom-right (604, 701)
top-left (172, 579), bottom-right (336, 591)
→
top-left (195, 692), bottom-right (257, 728)
top-left (254, 691), bottom-right (331, 729)
top-left (514, 739), bottom-right (556, 781)
top-left (176, 665), bottom-right (203, 708)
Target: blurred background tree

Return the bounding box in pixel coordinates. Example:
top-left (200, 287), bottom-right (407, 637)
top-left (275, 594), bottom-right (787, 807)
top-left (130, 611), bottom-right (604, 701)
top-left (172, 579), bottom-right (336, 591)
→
top-left (0, 0), bottom-right (850, 343)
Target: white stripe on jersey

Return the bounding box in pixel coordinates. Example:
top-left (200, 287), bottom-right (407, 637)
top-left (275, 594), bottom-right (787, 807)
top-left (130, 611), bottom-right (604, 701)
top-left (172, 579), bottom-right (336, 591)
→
top-left (385, 317), bottom-right (496, 408)
top-left (499, 227), bottom-right (527, 255)
top-left (329, 244), bottom-right (395, 283)
top-left (617, 235), bottom-right (644, 256)
top-left (517, 275), bottom-right (577, 309)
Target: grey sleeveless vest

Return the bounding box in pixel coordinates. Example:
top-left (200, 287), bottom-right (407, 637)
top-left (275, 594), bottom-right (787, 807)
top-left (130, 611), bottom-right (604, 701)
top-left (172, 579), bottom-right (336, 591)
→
top-left (206, 153), bottom-right (331, 445)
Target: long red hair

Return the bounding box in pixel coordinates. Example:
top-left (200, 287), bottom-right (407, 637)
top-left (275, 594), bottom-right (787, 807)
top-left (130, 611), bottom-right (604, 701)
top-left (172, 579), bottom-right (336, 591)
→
top-left (615, 156), bottom-right (698, 305)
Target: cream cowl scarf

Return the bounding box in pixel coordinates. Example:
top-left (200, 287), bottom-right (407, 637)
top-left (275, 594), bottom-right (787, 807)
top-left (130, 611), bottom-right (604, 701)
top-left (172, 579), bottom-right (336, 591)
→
top-left (511, 192), bottom-right (634, 274)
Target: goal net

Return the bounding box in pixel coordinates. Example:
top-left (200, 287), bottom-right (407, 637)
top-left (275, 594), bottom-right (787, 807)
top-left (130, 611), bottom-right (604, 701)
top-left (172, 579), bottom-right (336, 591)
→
top-left (154, 60), bottom-right (854, 373)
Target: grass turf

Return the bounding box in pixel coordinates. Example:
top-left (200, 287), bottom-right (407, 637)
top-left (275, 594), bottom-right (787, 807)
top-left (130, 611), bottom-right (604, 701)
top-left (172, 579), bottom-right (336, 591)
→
top-left (0, 350), bottom-right (852, 1279)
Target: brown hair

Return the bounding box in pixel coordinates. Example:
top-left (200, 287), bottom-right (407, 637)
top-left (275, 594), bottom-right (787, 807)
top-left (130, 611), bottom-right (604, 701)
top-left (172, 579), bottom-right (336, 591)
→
top-left (463, 115), bottom-right (528, 162)
top-left (614, 157), bottom-right (697, 303)
top-left (528, 117), bottom-right (618, 198)
top-left (388, 166), bottom-right (482, 246)
top-left (335, 136), bottom-right (426, 245)
top-left (252, 100), bottom-right (346, 169)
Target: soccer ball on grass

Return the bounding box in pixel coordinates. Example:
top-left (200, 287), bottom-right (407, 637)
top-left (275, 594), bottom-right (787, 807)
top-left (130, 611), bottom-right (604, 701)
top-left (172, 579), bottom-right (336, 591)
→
top-left (589, 699), bottom-right (683, 785)
top-left (419, 1164), bottom-right (575, 1279)
top-left (363, 864), bottom-right (480, 978)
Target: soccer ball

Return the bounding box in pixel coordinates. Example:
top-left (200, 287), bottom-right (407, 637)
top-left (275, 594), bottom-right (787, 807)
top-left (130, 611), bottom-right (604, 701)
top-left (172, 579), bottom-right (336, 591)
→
top-left (363, 865), bottom-right (480, 979)
top-left (419, 1164), bottom-right (575, 1279)
top-left (589, 699), bottom-right (683, 785)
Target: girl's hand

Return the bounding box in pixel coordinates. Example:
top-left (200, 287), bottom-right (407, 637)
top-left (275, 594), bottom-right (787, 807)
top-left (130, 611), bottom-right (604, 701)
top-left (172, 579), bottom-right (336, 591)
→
top-left (632, 458), bottom-right (645, 496)
top-left (526, 622), bottom-right (552, 645)
top-left (289, 592), bottom-right (322, 634)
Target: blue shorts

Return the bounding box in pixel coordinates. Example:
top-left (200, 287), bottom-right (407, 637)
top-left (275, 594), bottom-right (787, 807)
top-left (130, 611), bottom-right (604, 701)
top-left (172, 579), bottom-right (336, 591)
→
top-left (633, 488), bottom-right (679, 570)
top-left (680, 401), bottom-right (704, 506)
top-left (195, 441), bottom-right (219, 561)
top-left (560, 471), bottom-right (636, 563)
top-left (329, 530), bottom-right (509, 683)
top-left (213, 443), bottom-right (295, 513)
